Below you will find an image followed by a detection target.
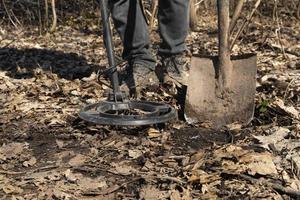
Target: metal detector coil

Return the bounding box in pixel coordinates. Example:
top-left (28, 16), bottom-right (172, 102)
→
top-left (79, 0), bottom-right (177, 126)
top-left (79, 101), bottom-right (177, 126)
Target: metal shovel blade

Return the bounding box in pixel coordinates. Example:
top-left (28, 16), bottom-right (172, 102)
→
top-left (184, 54), bottom-right (257, 128)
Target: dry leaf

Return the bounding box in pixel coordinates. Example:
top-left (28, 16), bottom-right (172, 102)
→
top-left (112, 162), bottom-right (135, 176)
top-left (170, 190), bottom-right (181, 200)
top-left (51, 189), bottom-right (72, 200)
top-left (11, 196), bottom-right (25, 200)
top-left (56, 140), bottom-right (64, 149)
top-left (64, 169), bottom-right (79, 183)
top-left (2, 184), bottom-right (23, 194)
top-left (273, 98), bottom-right (299, 119)
top-left (289, 179), bottom-right (300, 191)
top-left (213, 145), bottom-right (278, 176)
top-left (23, 157), bottom-right (37, 167)
top-left (181, 188), bottom-right (193, 200)
top-left (189, 170), bottom-right (220, 184)
top-left (139, 185), bottom-right (166, 200)
top-left (253, 127), bottom-right (290, 150)
top-left (225, 122), bottom-right (242, 132)
top-left (291, 155), bottom-right (300, 176)
top-left (68, 154), bottom-right (87, 167)
top-left (0, 143), bottom-right (27, 161)
top-left (128, 149), bottom-right (143, 159)
top-left (148, 128), bottom-right (161, 138)
top-left (78, 176), bottom-right (107, 192)
top-left (240, 152), bottom-right (278, 176)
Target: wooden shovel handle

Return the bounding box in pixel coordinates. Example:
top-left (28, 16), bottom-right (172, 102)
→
top-left (217, 0), bottom-right (231, 67)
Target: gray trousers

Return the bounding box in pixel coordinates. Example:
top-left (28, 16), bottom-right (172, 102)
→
top-left (109, 0), bottom-right (190, 69)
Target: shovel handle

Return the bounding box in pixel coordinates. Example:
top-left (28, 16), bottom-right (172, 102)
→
top-left (217, 0), bottom-right (231, 67)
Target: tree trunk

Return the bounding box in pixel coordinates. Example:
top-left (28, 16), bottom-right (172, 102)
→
top-left (38, 0), bottom-right (42, 35)
top-left (50, 0), bottom-right (57, 33)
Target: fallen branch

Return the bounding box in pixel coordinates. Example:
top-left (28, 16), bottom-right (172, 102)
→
top-left (222, 172), bottom-right (300, 198)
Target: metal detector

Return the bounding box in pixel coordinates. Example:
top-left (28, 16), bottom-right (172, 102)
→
top-left (79, 0), bottom-right (177, 126)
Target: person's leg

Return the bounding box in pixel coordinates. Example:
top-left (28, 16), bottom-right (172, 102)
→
top-left (157, 0), bottom-right (189, 55)
top-left (109, 0), bottom-right (158, 98)
top-left (156, 0), bottom-right (190, 86)
top-left (109, 0), bottom-right (155, 69)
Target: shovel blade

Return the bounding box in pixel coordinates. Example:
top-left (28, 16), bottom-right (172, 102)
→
top-left (184, 54), bottom-right (257, 128)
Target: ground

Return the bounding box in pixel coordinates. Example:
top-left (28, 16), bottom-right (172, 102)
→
top-left (0, 7), bottom-right (300, 200)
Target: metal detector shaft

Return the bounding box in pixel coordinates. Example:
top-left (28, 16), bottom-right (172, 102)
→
top-left (99, 0), bottom-right (120, 95)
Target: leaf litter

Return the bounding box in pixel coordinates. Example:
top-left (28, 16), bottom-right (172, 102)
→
top-left (0, 7), bottom-right (299, 200)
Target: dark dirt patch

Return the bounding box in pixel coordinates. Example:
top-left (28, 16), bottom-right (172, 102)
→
top-left (172, 128), bottom-right (233, 151)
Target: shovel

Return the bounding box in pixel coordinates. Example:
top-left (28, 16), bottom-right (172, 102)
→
top-left (184, 0), bottom-right (257, 128)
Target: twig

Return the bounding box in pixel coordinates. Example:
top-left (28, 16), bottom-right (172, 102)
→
top-left (230, 0), bottom-right (262, 50)
top-left (229, 0), bottom-right (244, 35)
top-left (149, 0), bottom-right (158, 30)
top-left (2, 0), bottom-right (18, 28)
top-left (273, 2), bottom-right (287, 59)
top-left (222, 172), bottom-right (300, 198)
top-left (139, 0), bottom-right (149, 25)
top-left (283, 77), bottom-right (299, 101)
top-left (45, 0), bottom-right (49, 28)
top-left (265, 42), bottom-right (300, 57)
top-left (82, 177), bottom-right (142, 196)
top-left (195, 0), bottom-right (204, 7)
top-left (142, 174), bottom-right (186, 184)
top-left (9, 6), bottom-right (21, 27)
top-left (272, 0), bottom-right (278, 21)
top-left (0, 165), bottom-right (58, 176)
top-left (38, 0), bottom-right (43, 35)
top-left (0, 170), bottom-right (25, 175)
top-left (31, 165), bottom-right (59, 173)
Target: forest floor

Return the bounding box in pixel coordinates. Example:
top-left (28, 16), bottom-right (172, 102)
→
top-left (0, 10), bottom-right (300, 200)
